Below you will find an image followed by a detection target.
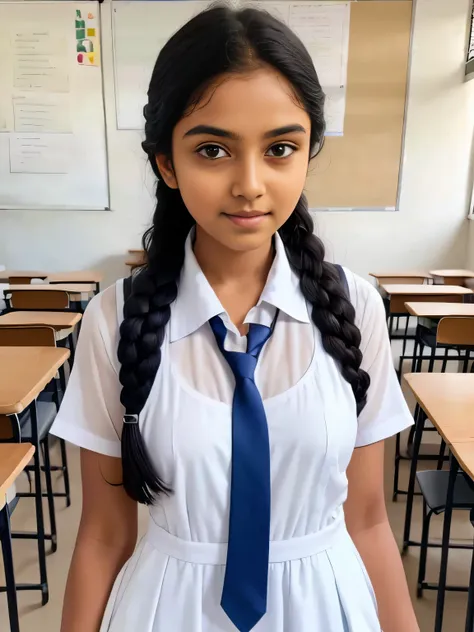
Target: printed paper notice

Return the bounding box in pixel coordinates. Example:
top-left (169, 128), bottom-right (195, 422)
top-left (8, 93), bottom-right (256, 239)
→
top-left (289, 3), bottom-right (350, 135)
top-left (12, 30), bottom-right (69, 92)
top-left (12, 94), bottom-right (71, 133)
top-left (9, 134), bottom-right (72, 174)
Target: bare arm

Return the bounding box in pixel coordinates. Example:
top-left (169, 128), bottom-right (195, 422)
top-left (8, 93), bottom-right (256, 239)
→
top-left (61, 449), bottom-right (138, 632)
top-left (345, 441), bottom-right (419, 632)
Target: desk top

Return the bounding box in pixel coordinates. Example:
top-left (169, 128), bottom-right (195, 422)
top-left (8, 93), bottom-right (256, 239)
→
top-left (47, 270), bottom-right (103, 284)
top-left (0, 311), bottom-right (82, 330)
top-left (0, 270), bottom-right (48, 281)
top-left (8, 283), bottom-right (95, 293)
top-left (405, 302), bottom-right (474, 317)
top-left (0, 347), bottom-right (70, 415)
top-left (381, 284), bottom-right (473, 296)
top-left (430, 269), bottom-right (474, 278)
top-left (370, 271), bottom-right (431, 280)
top-left (0, 443), bottom-right (35, 509)
top-left (404, 373), bottom-right (474, 444)
top-left (128, 249), bottom-right (144, 255)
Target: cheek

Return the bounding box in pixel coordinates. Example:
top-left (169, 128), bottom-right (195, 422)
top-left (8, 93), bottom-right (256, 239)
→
top-left (174, 160), bottom-right (227, 222)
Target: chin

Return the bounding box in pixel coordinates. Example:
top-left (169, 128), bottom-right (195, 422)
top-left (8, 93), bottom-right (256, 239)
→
top-left (222, 230), bottom-right (274, 253)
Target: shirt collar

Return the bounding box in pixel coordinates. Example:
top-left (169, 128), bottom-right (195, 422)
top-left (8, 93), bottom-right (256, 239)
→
top-left (169, 229), bottom-right (310, 343)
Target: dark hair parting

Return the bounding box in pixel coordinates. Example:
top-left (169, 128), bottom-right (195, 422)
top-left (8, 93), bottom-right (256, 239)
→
top-left (117, 4), bottom-right (370, 505)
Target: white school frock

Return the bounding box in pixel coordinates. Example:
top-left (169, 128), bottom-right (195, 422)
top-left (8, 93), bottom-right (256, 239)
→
top-left (51, 233), bottom-right (413, 632)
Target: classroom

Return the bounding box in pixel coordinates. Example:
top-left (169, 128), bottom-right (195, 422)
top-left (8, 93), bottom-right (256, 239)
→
top-left (1, 0), bottom-right (474, 630)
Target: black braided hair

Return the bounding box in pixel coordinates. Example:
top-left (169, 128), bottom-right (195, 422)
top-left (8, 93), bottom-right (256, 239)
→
top-left (279, 199), bottom-right (370, 415)
top-left (118, 4), bottom-right (369, 505)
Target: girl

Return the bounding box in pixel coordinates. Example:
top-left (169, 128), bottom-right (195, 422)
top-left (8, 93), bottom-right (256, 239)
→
top-left (52, 5), bottom-right (419, 632)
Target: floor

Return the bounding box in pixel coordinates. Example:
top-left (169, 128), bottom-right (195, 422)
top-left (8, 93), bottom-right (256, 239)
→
top-left (0, 344), bottom-right (473, 631)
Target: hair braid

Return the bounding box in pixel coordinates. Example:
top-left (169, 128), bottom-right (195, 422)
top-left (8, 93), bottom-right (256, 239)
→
top-left (279, 196), bottom-right (370, 414)
top-left (118, 179), bottom-right (194, 504)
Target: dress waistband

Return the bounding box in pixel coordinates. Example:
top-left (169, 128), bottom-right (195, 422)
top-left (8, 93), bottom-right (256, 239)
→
top-left (145, 516), bottom-right (347, 566)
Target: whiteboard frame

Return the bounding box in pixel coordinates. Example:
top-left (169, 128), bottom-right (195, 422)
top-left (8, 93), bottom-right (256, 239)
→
top-left (0, 0), bottom-right (111, 212)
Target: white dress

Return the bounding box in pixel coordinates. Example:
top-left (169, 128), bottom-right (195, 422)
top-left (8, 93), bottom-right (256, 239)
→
top-left (51, 233), bottom-right (413, 632)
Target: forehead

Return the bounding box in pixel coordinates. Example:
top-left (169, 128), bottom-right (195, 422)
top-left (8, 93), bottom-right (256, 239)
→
top-left (177, 68), bottom-right (310, 136)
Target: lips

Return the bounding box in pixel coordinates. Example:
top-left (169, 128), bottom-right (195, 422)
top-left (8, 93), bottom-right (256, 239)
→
top-left (226, 211), bottom-right (269, 218)
top-left (223, 211), bottom-right (270, 228)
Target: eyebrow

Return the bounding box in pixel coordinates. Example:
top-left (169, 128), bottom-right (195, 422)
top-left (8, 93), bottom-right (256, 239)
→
top-left (183, 124), bottom-right (307, 140)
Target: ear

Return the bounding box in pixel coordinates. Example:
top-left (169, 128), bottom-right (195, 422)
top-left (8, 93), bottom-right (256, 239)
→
top-left (155, 154), bottom-right (178, 189)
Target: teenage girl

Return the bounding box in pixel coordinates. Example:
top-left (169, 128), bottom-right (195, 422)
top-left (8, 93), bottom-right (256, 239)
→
top-left (52, 5), bottom-right (419, 632)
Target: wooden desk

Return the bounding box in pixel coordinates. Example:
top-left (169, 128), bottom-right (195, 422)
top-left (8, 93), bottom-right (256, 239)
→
top-left (403, 372), bottom-right (474, 631)
top-left (0, 346), bottom-right (70, 415)
top-left (370, 271), bottom-right (431, 285)
top-left (450, 442), bottom-right (474, 481)
top-left (8, 283), bottom-right (95, 294)
top-left (404, 373), bottom-right (474, 444)
top-left (47, 270), bottom-right (102, 292)
top-left (405, 302), bottom-right (474, 318)
top-left (0, 270), bottom-right (47, 283)
top-left (0, 443), bottom-right (35, 509)
top-left (430, 269), bottom-right (474, 286)
top-left (381, 284), bottom-right (472, 313)
top-left (0, 310), bottom-right (82, 331)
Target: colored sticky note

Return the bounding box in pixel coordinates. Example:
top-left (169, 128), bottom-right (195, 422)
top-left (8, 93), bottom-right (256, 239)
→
top-left (77, 41), bottom-right (86, 52)
top-left (87, 28), bottom-right (96, 37)
top-left (88, 53), bottom-right (95, 64)
top-left (76, 28), bottom-right (85, 39)
top-left (77, 53), bottom-right (83, 64)
top-left (88, 12), bottom-right (95, 19)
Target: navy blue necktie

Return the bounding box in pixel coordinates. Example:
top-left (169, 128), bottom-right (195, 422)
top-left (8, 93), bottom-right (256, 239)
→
top-left (209, 315), bottom-right (275, 632)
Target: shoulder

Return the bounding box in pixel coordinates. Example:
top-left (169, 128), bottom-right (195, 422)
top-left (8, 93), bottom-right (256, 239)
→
top-left (340, 268), bottom-right (385, 331)
top-left (80, 280), bottom-right (124, 371)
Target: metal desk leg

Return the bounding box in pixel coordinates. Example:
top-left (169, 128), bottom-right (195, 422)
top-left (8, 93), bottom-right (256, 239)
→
top-left (435, 451), bottom-right (458, 632)
top-left (402, 406), bottom-right (425, 552)
top-left (0, 502), bottom-right (20, 632)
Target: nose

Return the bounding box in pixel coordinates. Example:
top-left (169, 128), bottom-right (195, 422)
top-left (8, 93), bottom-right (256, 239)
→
top-left (231, 155), bottom-right (266, 201)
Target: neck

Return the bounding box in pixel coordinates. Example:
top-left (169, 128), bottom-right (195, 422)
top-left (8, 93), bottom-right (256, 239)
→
top-left (193, 226), bottom-right (274, 288)
top-left (193, 226), bottom-right (274, 333)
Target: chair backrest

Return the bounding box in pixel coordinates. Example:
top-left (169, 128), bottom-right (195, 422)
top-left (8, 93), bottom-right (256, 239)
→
top-left (437, 317), bottom-right (474, 346)
top-left (0, 325), bottom-right (56, 347)
top-left (390, 293), bottom-right (463, 314)
top-left (9, 276), bottom-right (35, 285)
top-left (9, 289), bottom-right (69, 310)
top-left (0, 414), bottom-right (19, 441)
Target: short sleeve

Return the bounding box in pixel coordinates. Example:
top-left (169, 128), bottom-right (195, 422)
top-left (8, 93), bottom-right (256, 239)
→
top-left (50, 283), bottom-right (124, 458)
top-left (345, 270), bottom-right (414, 448)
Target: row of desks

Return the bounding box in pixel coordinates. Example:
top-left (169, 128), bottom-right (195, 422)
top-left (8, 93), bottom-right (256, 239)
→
top-left (405, 373), bottom-right (474, 631)
top-left (0, 270), bottom-right (103, 284)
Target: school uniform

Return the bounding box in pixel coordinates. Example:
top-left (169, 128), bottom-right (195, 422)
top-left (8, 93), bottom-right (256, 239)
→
top-left (51, 231), bottom-right (413, 631)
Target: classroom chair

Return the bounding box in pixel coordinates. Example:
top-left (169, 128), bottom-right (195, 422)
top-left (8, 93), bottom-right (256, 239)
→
top-left (416, 468), bottom-right (474, 598)
top-left (7, 289), bottom-right (69, 311)
top-left (4, 290), bottom-right (78, 371)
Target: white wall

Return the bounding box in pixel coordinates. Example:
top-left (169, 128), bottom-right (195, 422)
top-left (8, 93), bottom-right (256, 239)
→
top-left (1, 0), bottom-right (474, 287)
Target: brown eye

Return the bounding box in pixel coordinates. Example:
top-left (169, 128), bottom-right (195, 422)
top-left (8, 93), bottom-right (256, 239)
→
top-left (197, 145), bottom-right (228, 160)
top-left (267, 143), bottom-right (295, 158)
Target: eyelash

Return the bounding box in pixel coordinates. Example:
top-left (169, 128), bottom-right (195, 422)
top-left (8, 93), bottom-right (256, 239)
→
top-left (196, 142), bottom-right (298, 161)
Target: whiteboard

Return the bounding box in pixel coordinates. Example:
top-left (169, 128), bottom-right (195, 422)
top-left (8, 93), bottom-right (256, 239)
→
top-left (112, 0), bottom-right (350, 135)
top-left (0, 1), bottom-right (109, 210)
